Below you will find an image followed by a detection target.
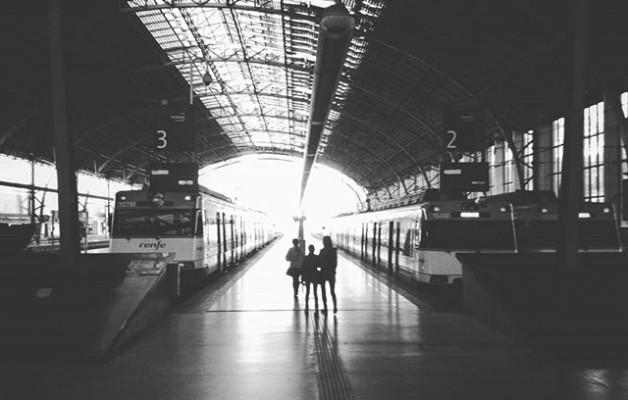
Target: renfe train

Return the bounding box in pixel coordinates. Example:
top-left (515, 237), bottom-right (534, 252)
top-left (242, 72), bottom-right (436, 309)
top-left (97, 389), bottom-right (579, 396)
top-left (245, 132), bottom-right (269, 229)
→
top-left (328, 192), bottom-right (517, 285)
top-left (110, 163), bottom-right (275, 282)
top-left (328, 189), bottom-right (622, 285)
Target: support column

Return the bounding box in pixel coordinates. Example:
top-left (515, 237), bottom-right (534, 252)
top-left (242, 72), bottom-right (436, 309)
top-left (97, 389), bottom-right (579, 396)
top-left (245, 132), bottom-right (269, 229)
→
top-left (604, 92), bottom-right (623, 218)
top-left (30, 158), bottom-right (36, 225)
top-left (558, 0), bottom-right (588, 270)
top-left (534, 124), bottom-right (553, 191)
top-left (49, 0), bottom-right (80, 268)
top-left (296, 215), bottom-right (306, 254)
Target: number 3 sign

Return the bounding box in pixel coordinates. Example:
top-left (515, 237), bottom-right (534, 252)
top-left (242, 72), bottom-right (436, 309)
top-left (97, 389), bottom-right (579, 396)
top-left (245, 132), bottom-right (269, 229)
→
top-left (155, 129), bottom-right (168, 149)
top-left (154, 105), bottom-right (195, 152)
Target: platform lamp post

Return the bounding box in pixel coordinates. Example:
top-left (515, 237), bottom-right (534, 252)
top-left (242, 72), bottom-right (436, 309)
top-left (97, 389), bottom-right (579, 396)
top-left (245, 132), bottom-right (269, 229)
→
top-left (293, 214), bottom-right (307, 253)
top-left (188, 57), bottom-right (212, 163)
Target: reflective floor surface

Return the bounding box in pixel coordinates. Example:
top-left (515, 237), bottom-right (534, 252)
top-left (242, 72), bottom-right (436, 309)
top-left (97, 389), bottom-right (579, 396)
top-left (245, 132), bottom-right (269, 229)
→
top-left (2, 236), bottom-right (628, 400)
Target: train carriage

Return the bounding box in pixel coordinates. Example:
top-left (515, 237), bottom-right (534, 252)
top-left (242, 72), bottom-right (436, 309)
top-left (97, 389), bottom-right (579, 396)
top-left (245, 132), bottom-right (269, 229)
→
top-left (110, 185), bottom-right (274, 282)
top-left (329, 196), bottom-right (516, 285)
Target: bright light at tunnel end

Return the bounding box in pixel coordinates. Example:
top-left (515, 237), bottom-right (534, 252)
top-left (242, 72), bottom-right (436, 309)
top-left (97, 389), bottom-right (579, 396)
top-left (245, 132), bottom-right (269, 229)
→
top-left (199, 155), bottom-right (366, 234)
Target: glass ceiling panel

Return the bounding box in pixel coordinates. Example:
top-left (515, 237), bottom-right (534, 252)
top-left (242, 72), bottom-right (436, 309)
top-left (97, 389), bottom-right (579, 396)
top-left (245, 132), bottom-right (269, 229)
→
top-left (125, 0), bottom-right (385, 159)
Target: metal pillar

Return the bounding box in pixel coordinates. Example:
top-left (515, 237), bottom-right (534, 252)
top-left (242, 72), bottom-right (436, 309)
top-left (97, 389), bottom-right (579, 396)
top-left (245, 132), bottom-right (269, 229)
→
top-left (295, 215), bottom-right (306, 254)
top-left (49, 0), bottom-right (80, 268)
top-left (30, 158), bottom-right (36, 225)
top-left (603, 91), bottom-right (623, 219)
top-left (557, 0), bottom-right (588, 270)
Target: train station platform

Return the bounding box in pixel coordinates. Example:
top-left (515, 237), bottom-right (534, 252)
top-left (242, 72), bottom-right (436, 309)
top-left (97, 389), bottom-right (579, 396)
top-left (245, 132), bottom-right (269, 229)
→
top-left (2, 236), bottom-right (627, 400)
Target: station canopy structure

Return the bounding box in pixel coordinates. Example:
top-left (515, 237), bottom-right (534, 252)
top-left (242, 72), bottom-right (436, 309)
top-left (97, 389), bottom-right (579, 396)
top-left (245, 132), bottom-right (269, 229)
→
top-left (1, 0), bottom-right (627, 208)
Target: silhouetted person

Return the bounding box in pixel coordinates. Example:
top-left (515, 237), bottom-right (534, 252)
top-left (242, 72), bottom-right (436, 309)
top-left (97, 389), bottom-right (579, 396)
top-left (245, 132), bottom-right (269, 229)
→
top-left (318, 235), bottom-right (338, 313)
top-left (301, 244), bottom-right (320, 312)
top-left (285, 238), bottom-right (303, 298)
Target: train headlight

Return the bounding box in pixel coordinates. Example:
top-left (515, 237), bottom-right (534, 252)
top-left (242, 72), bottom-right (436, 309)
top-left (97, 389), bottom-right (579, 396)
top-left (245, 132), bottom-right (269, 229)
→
top-left (119, 195), bottom-right (127, 201)
top-left (540, 208), bottom-right (548, 214)
top-left (603, 207), bottom-right (611, 214)
top-left (184, 195), bottom-right (193, 201)
top-left (499, 206), bottom-right (508, 212)
top-left (578, 212), bottom-right (591, 219)
top-left (431, 206), bottom-right (441, 212)
top-left (460, 212), bottom-right (480, 218)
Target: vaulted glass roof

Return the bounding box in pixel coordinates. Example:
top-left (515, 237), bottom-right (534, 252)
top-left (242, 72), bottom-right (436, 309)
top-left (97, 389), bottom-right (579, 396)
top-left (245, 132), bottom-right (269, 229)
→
top-left (7, 1), bottom-right (621, 206)
top-left (124, 0), bottom-right (385, 155)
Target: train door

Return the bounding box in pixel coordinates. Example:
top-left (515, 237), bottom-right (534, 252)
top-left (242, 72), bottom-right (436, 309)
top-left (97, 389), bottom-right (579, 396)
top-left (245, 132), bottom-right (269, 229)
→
top-left (388, 221), bottom-right (394, 274)
top-left (240, 216), bottom-right (244, 259)
top-left (240, 217), bottom-right (245, 258)
top-left (362, 222), bottom-right (367, 261)
top-left (216, 212), bottom-right (223, 271)
top-left (360, 223), bottom-right (363, 260)
top-left (256, 221), bottom-right (260, 249)
top-left (395, 221), bottom-right (400, 276)
top-left (195, 209), bottom-right (204, 268)
top-left (222, 212), bottom-right (228, 269)
top-left (230, 214), bottom-right (235, 266)
top-left (372, 223), bottom-right (377, 266)
top-left (234, 215), bottom-right (240, 262)
top-left (377, 223), bottom-right (382, 268)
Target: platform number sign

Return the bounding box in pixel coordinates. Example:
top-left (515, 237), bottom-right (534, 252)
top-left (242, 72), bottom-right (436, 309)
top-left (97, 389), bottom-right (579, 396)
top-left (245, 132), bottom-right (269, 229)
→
top-left (154, 105), bottom-right (195, 152)
top-left (443, 106), bottom-right (486, 152)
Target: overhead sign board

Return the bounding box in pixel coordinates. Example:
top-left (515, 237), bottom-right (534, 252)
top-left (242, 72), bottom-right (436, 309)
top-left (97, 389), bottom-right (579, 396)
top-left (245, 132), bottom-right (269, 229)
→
top-left (148, 162), bottom-right (199, 192)
top-left (154, 104), bottom-right (195, 152)
top-left (440, 162), bottom-right (489, 193)
top-left (443, 106), bottom-right (487, 151)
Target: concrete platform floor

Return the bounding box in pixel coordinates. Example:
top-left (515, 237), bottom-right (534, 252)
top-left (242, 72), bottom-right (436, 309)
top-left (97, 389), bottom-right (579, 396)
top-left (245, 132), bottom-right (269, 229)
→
top-left (2, 236), bottom-right (628, 400)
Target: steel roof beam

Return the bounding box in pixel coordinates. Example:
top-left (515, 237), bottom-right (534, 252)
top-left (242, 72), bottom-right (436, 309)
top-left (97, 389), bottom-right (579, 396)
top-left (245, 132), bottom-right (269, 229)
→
top-left (324, 132), bottom-right (399, 197)
top-left (227, 6), bottom-right (274, 147)
top-left (163, 49), bottom-right (313, 73)
top-left (121, 1), bottom-right (319, 22)
top-left (75, 144), bottom-right (147, 180)
top-left (178, 8), bottom-right (257, 150)
top-left (321, 150), bottom-right (391, 199)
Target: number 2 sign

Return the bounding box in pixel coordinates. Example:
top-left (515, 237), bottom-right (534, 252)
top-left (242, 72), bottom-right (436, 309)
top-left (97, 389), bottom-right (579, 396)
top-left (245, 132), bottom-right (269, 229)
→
top-left (443, 106), bottom-right (485, 152)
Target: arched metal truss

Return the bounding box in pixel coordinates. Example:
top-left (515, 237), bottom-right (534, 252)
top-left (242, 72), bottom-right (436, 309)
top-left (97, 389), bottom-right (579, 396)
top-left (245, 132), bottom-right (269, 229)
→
top-left (5, 1), bottom-right (625, 207)
top-left (95, 1), bottom-right (513, 198)
top-left (118, 0), bottom-right (392, 192)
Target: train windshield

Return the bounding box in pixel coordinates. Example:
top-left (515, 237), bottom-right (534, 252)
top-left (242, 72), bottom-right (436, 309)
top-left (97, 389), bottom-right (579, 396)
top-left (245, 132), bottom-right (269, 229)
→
top-left (419, 220), bottom-right (515, 250)
top-left (112, 209), bottom-right (195, 237)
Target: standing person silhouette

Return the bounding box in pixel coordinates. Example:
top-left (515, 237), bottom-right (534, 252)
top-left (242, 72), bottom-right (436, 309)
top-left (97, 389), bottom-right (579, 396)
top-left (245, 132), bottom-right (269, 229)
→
top-left (285, 238), bottom-right (303, 298)
top-left (318, 235), bottom-right (338, 313)
top-left (301, 244), bottom-right (320, 312)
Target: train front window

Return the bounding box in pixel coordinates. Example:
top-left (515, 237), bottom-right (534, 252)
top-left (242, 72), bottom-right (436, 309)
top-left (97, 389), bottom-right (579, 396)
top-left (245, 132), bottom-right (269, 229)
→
top-left (419, 220), bottom-right (515, 250)
top-left (113, 209), bottom-right (195, 237)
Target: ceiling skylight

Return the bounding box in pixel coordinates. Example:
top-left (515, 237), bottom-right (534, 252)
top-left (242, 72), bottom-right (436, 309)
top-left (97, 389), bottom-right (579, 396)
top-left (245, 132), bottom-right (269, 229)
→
top-left (124, 0), bottom-right (385, 156)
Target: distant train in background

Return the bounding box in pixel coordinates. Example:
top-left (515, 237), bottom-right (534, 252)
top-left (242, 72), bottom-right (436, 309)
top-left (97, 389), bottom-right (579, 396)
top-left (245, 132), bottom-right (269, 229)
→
top-left (326, 189), bottom-right (622, 286)
top-left (110, 163), bottom-right (276, 285)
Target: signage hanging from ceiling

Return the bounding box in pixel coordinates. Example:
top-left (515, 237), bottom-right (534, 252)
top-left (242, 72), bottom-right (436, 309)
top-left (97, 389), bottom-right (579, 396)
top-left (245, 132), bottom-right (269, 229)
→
top-left (443, 106), bottom-right (488, 152)
top-left (153, 103), bottom-right (195, 152)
